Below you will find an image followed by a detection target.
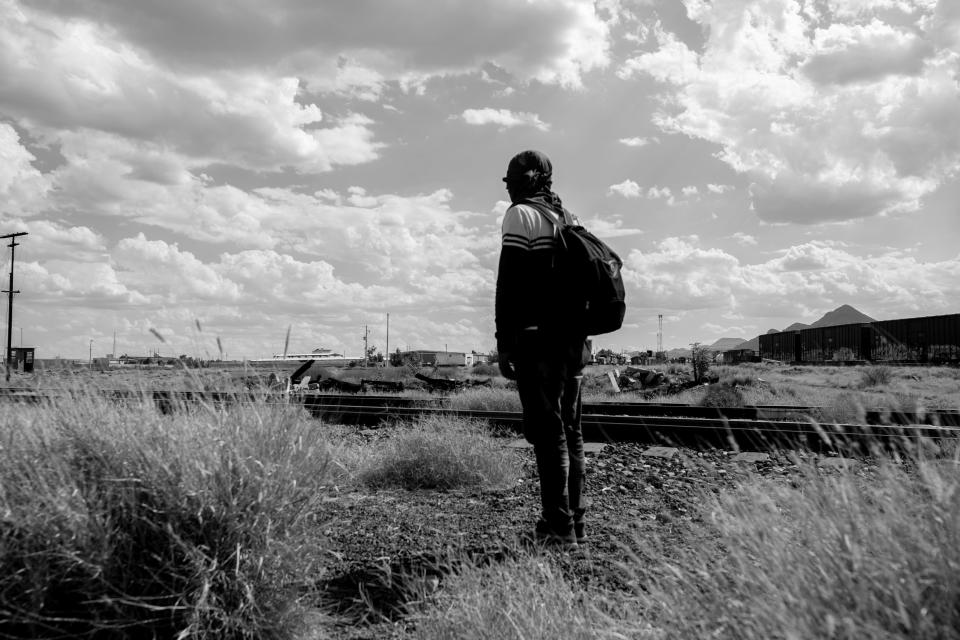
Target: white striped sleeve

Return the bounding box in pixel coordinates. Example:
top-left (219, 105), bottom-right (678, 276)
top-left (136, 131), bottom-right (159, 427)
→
top-left (501, 204), bottom-right (557, 251)
top-left (501, 206), bottom-right (532, 250)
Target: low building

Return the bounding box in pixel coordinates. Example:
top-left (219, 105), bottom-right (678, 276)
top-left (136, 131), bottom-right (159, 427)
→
top-left (401, 350), bottom-right (473, 367)
top-left (471, 351), bottom-right (490, 365)
top-left (5, 347), bottom-right (35, 372)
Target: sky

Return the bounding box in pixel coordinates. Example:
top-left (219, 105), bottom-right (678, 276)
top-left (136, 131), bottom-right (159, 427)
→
top-left (1, 0), bottom-right (958, 360)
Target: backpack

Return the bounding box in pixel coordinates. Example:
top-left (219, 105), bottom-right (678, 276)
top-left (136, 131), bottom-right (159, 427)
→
top-left (521, 200), bottom-right (626, 336)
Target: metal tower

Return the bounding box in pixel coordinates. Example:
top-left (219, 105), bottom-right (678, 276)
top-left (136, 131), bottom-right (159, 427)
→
top-left (657, 314), bottom-right (663, 359)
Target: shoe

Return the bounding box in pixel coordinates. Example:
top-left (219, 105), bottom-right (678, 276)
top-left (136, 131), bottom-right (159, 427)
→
top-left (574, 522), bottom-right (586, 545)
top-left (533, 520), bottom-right (579, 551)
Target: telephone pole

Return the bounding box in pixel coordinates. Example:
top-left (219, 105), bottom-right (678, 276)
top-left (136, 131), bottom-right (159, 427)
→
top-left (385, 313), bottom-right (390, 366)
top-left (3, 232), bottom-right (27, 382)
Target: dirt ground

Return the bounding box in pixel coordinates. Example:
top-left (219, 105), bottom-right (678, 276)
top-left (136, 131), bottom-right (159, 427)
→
top-left (309, 435), bottom-right (832, 639)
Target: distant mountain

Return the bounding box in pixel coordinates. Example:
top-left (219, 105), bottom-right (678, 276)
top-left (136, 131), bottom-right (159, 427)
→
top-left (709, 337), bottom-right (749, 351)
top-left (777, 305), bottom-right (875, 332)
top-left (809, 304), bottom-right (875, 327)
top-left (732, 336), bottom-right (759, 351)
top-left (665, 348), bottom-right (692, 359)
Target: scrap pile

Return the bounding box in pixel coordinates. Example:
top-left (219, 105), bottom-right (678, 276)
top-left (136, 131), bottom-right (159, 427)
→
top-left (414, 372), bottom-right (493, 392)
top-left (608, 367), bottom-right (703, 396)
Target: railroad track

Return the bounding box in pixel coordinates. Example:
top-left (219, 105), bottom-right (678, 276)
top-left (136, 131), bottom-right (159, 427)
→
top-left (1, 388), bottom-right (957, 452)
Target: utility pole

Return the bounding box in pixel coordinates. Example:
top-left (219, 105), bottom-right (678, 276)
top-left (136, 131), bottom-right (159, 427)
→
top-left (3, 232), bottom-right (27, 382)
top-left (89, 339), bottom-right (93, 365)
top-left (385, 313), bottom-right (390, 366)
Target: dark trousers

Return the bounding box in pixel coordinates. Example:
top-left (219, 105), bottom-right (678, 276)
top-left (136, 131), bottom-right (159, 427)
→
top-left (515, 332), bottom-right (589, 535)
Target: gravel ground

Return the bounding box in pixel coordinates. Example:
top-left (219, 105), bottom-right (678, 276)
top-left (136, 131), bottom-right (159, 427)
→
top-left (305, 436), bottom-right (833, 639)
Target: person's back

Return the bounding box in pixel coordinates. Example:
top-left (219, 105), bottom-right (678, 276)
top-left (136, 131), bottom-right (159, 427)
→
top-left (495, 150), bottom-right (590, 550)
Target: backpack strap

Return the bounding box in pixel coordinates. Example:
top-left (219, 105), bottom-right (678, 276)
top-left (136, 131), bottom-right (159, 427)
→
top-left (518, 200), bottom-right (568, 251)
top-left (520, 199), bottom-right (575, 227)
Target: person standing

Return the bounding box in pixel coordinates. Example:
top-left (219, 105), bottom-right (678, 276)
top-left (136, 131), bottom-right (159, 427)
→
top-left (495, 150), bottom-right (591, 550)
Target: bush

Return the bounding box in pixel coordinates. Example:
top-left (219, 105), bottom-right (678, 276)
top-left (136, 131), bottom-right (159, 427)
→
top-left (0, 393), bottom-right (330, 639)
top-left (819, 391), bottom-right (867, 424)
top-left (861, 365), bottom-right (893, 387)
top-left (690, 343), bottom-right (712, 384)
top-left (359, 417), bottom-right (519, 491)
top-left (698, 383), bottom-right (745, 408)
top-left (471, 363), bottom-right (500, 377)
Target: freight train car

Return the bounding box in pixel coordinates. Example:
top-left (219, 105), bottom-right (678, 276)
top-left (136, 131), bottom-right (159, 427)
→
top-left (758, 331), bottom-right (801, 363)
top-left (800, 324), bottom-right (873, 362)
top-left (872, 314), bottom-right (960, 363)
top-left (759, 312), bottom-right (959, 364)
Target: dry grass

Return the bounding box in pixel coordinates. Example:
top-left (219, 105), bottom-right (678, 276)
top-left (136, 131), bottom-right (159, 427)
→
top-left (0, 391), bottom-right (333, 639)
top-left (403, 556), bottom-right (652, 640)
top-left (617, 453), bottom-right (960, 639)
top-left (403, 446), bottom-right (960, 640)
top-left (358, 416), bottom-right (519, 491)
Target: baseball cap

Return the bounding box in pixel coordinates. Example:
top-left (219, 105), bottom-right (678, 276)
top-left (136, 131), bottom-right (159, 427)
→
top-left (503, 150), bottom-right (552, 183)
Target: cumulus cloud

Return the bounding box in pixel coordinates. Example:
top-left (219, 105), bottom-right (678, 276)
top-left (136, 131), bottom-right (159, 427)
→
top-left (731, 232), bottom-right (758, 246)
top-left (608, 179), bottom-right (642, 198)
top-left (647, 186), bottom-right (675, 205)
top-left (619, 136), bottom-right (658, 147)
top-left (18, 260), bottom-right (149, 307)
top-left (461, 108), bottom-right (550, 131)
top-left (622, 237), bottom-right (960, 320)
top-left (707, 183), bottom-right (734, 194)
top-left (621, 0), bottom-right (960, 223)
top-left (579, 217), bottom-right (645, 238)
top-left (803, 20), bottom-right (933, 84)
top-left (0, 9), bottom-right (384, 174)
top-left (0, 124), bottom-right (51, 215)
top-left (18, 0), bottom-right (611, 89)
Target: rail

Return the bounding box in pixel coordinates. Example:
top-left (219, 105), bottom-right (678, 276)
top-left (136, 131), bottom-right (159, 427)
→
top-left (0, 387), bottom-right (957, 452)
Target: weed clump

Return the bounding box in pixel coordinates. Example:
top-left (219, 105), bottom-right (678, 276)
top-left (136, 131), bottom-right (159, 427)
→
top-left (471, 363), bottom-right (500, 377)
top-left (0, 393), bottom-right (331, 639)
top-left (698, 383), bottom-right (746, 408)
top-left (360, 417), bottom-right (518, 491)
top-left (861, 365), bottom-right (893, 387)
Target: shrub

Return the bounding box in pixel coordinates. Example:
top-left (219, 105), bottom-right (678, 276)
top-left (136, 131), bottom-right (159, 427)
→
top-left (689, 343), bottom-right (712, 384)
top-left (718, 370), bottom-right (758, 387)
top-left (359, 417), bottom-right (519, 491)
top-left (820, 391), bottom-right (867, 424)
top-left (471, 363), bottom-right (500, 377)
top-left (0, 393), bottom-right (331, 639)
top-left (861, 365), bottom-right (893, 387)
top-left (698, 383), bottom-right (745, 408)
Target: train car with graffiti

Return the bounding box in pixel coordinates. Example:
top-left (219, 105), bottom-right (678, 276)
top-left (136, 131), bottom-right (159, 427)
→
top-left (760, 312), bottom-right (960, 364)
